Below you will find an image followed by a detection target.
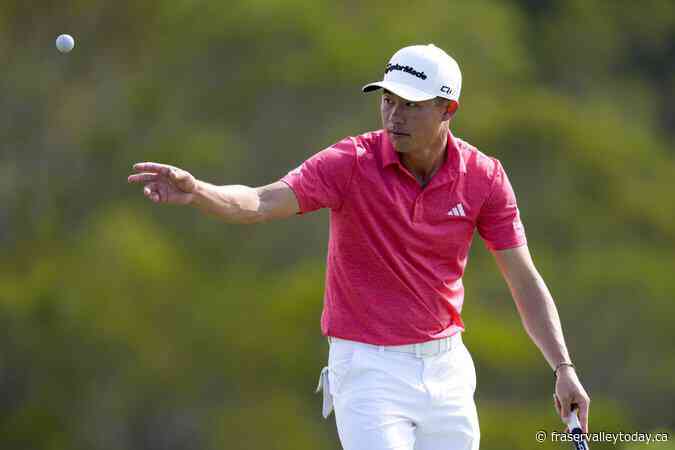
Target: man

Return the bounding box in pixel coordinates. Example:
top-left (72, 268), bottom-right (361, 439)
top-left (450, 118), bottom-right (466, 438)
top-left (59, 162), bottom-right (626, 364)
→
top-left (128, 44), bottom-right (589, 450)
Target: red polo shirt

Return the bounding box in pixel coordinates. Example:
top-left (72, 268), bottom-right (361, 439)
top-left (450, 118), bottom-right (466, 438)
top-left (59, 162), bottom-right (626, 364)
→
top-left (281, 129), bottom-right (526, 345)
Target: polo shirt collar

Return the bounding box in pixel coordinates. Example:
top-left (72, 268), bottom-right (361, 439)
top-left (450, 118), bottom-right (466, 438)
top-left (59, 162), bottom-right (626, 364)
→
top-left (381, 129), bottom-right (467, 180)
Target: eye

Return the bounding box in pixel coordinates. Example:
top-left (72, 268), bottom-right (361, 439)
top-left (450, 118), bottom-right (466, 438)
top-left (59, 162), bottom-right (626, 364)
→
top-left (383, 96), bottom-right (392, 104)
top-left (405, 102), bottom-right (418, 108)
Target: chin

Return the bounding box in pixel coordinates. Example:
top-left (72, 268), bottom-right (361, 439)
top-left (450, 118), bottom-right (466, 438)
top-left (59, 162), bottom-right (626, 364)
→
top-left (391, 141), bottom-right (411, 153)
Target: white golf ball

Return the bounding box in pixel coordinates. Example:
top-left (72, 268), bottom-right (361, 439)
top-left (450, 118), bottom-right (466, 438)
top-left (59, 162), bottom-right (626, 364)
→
top-left (56, 34), bottom-right (75, 53)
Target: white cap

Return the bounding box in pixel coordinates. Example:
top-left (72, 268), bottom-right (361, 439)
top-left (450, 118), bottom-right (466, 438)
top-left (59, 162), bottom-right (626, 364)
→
top-left (362, 44), bottom-right (462, 102)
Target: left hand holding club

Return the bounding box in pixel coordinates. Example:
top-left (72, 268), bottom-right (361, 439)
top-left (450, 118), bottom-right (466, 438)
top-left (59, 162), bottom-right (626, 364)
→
top-left (554, 367), bottom-right (590, 433)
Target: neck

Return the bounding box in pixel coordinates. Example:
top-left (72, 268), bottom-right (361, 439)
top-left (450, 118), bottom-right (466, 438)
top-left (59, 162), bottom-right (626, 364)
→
top-left (399, 128), bottom-right (448, 184)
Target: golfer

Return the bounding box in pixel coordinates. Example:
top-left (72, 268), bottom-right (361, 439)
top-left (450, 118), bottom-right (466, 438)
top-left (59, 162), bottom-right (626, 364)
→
top-left (128, 44), bottom-right (590, 450)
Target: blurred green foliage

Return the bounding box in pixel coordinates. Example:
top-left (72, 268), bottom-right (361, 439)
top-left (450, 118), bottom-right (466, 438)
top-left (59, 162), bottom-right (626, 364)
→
top-left (1, 0), bottom-right (674, 449)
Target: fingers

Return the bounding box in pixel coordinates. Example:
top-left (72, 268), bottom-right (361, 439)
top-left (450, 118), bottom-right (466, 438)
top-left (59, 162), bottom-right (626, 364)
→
top-left (555, 394), bottom-right (590, 433)
top-left (128, 172), bottom-right (160, 184)
top-left (133, 162), bottom-right (174, 176)
top-left (578, 399), bottom-right (590, 433)
top-left (553, 393), bottom-right (561, 416)
top-left (143, 182), bottom-right (161, 203)
top-left (144, 182), bottom-right (170, 203)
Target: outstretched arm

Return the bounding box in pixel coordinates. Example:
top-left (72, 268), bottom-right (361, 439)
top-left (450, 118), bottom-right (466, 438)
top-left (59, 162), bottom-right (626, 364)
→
top-left (128, 162), bottom-right (299, 224)
top-left (491, 244), bottom-right (591, 431)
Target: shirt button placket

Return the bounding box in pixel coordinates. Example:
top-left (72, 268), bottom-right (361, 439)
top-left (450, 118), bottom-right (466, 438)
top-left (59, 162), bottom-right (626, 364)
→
top-left (412, 194), bottom-right (424, 223)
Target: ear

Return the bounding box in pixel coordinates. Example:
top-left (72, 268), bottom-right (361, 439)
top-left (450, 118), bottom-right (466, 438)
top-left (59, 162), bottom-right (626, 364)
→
top-left (442, 100), bottom-right (459, 121)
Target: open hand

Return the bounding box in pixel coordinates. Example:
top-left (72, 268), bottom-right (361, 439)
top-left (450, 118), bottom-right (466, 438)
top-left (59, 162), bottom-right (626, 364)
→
top-left (128, 162), bottom-right (197, 205)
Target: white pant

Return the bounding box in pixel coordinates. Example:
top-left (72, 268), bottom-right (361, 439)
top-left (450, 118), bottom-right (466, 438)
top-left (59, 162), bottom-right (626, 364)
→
top-left (316, 334), bottom-right (480, 450)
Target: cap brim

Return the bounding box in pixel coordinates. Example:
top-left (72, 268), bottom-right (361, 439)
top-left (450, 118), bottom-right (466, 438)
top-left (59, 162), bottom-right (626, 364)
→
top-left (362, 80), bottom-right (435, 102)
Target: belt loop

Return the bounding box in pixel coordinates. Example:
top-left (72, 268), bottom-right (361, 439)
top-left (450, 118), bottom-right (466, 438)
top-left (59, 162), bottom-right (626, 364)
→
top-left (415, 344), bottom-right (421, 358)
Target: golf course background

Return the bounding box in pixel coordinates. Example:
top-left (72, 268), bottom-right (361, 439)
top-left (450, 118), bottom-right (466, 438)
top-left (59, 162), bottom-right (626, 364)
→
top-left (1, 1), bottom-right (674, 449)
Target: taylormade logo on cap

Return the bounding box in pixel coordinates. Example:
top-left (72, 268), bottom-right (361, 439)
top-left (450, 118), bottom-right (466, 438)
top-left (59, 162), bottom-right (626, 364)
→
top-left (384, 63), bottom-right (428, 80)
top-left (362, 44), bottom-right (462, 102)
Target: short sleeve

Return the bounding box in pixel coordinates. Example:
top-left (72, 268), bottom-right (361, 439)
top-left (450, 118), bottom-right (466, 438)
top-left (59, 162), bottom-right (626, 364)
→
top-left (280, 137), bottom-right (357, 214)
top-left (476, 159), bottom-right (527, 250)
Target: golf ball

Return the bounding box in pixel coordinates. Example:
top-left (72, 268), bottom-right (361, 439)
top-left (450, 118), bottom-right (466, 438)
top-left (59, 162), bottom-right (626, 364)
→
top-left (56, 34), bottom-right (75, 53)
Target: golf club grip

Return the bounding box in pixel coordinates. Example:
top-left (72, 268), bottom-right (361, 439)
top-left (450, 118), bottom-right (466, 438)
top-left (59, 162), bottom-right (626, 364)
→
top-left (567, 410), bottom-right (589, 450)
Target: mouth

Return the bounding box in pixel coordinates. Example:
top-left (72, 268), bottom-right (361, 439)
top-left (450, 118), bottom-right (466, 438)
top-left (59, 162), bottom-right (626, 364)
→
top-left (388, 129), bottom-right (410, 137)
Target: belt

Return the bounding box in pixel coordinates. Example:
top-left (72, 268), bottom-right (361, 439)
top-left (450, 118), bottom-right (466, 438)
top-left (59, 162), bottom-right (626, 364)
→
top-left (327, 332), bottom-right (461, 358)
